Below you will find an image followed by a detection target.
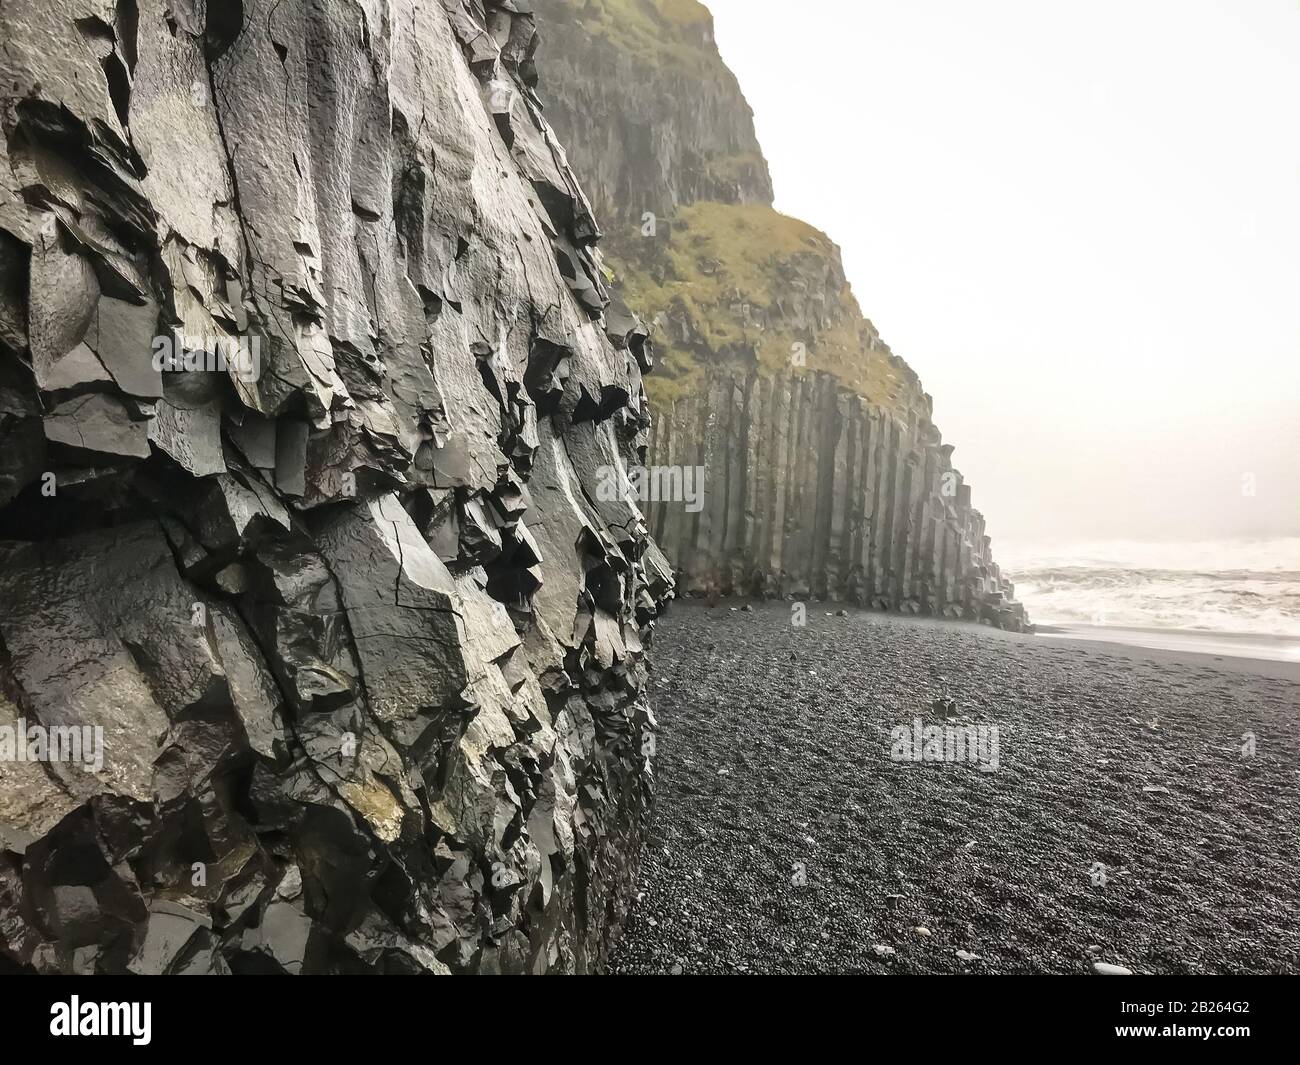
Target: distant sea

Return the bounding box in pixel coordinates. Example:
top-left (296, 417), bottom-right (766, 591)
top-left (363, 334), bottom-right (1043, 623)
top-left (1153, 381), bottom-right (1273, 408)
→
top-left (998, 537), bottom-right (1300, 664)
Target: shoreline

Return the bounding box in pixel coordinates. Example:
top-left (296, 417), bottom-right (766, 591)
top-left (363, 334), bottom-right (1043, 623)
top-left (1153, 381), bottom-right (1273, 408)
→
top-left (1031, 623), bottom-right (1300, 682)
top-left (667, 597), bottom-right (1300, 681)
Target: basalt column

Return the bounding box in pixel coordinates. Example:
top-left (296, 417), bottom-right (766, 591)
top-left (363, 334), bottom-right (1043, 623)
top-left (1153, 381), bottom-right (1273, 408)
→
top-left (645, 369), bottom-right (1027, 630)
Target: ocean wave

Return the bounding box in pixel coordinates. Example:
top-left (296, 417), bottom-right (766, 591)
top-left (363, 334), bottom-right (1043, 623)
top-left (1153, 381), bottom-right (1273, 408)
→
top-left (1012, 566), bottom-right (1300, 585)
top-left (1000, 539), bottom-right (1300, 637)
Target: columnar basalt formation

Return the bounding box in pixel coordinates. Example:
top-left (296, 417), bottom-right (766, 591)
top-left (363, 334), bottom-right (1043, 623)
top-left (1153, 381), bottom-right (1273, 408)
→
top-left (534, 0), bottom-right (1027, 629)
top-left (646, 368), bottom-right (1027, 629)
top-left (0, 0), bottom-right (670, 974)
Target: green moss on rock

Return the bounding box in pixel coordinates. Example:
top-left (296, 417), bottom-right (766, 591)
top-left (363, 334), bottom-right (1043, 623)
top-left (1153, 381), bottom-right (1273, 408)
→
top-left (605, 203), bottom-right (908, 411)
top-left (554, 0), bottom-right (715, 65)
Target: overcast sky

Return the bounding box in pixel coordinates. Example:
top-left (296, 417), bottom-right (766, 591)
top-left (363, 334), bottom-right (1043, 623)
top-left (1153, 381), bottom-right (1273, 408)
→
top-left (704, 0), bottom-right (1300, 545)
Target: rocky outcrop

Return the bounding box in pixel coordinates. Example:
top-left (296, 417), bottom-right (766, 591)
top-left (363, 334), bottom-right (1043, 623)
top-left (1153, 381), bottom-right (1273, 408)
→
top-left (646, 368), bottom-right (1027, 629)
top-left (532, 0), bottom-right (773, 227)
top-left (0, 0), bottom-right (670, 974)
top-left (535, 0), bottom-right (1027, 629)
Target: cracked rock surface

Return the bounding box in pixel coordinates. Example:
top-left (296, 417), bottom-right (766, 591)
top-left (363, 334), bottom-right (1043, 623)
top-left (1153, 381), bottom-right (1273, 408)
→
top-left (0, 0), bottom-right (669, 974)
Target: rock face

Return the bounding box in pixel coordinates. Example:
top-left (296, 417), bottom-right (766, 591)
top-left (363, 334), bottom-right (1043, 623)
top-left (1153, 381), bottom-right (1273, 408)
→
top-left (0, 0), bottom-right (670, 973)
top-left (529, 0), bottom-right (773, 227)
top-left (646, 368), bottom-right (1027, 628)
top-left (534, 0), bottom-right (1025, 628)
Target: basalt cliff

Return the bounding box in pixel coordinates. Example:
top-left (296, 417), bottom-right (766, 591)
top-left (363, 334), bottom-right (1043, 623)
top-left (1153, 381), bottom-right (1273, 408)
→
top-left (0, 0), bottom-right (669, 973)
top-left (535, 0), bottom-right (1027, 627)
top-left (0, 0), bottom-right (1027, 979)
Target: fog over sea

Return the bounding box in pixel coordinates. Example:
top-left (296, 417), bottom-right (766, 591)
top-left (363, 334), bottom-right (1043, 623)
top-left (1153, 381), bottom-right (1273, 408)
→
top-left (998, 537), bottom-right (1300, 664)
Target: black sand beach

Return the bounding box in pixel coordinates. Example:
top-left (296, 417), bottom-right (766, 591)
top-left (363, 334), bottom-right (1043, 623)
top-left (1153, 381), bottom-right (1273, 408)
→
top-left (611, 601), bottom-right (1300, 974)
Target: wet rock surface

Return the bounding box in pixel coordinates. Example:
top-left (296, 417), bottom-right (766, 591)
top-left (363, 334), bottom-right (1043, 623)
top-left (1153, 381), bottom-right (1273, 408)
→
top-left (612, 602), bottom-right (1300, 974)
top-left (0, 0), bottom-right (669, 973)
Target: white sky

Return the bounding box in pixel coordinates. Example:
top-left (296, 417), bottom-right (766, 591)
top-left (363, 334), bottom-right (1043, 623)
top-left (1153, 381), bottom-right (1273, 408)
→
top-left (705, 0), bottom-right (1300, 544)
